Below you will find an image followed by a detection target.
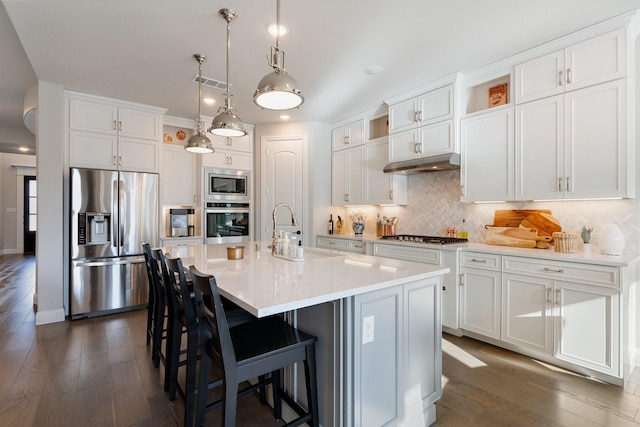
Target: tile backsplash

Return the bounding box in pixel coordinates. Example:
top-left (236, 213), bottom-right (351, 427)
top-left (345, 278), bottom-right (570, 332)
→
top-left (345, 170), bottom-right (640, 254)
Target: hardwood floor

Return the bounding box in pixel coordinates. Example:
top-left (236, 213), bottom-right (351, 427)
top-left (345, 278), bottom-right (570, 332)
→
top-left (0, 253), bottom-right (638, 426)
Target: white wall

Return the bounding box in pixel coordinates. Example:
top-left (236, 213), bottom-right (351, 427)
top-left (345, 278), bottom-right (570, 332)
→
top-left (0, 153), bottom-right (36, 254)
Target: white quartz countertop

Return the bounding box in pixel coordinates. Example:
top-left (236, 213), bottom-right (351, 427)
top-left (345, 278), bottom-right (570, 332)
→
top-left (162, 242), bottom-right (449, 317)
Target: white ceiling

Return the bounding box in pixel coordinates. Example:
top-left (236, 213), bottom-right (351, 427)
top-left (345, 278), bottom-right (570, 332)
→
top-left (2, 0), bottom-right (640, 155)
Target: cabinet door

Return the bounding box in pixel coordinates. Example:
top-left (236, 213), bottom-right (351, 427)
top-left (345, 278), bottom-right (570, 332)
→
top-left (331, 126), bottom-right (349, 151)
top-left (389, 129), bottom-right (418, 163)
top-left (227, 151), bottom-right (253, 170)
top-left (211, 133), bottom-right (253, 152)
top-left (389, 98), bottom-right (418, 133)
top-left (554, 281), bottom-right (619, 376)
top-left (566, 29), bottom-right (626, 92)
top-left (161, 146), bottom-right (197, 205)
top-left (118, 108), bottom-right (160, 140)
top-left (118, 137), bottom-right (158, 172)
top-left (69, 130), bottom-right (118, 169)
top-left (418, 85), bottom-right (454, 126)
top-left (69, 99), bottom-right (118, 134)
top-left (317, 236), bottom-right (350, 251)
top-left (346, 146), bottom-right (365, 205)
top-left (515, 95), bottom-right (565, 200)
top-left (346, 120), bottom-right (365, 147)
top-left (331, 150), bottom-right (347, 206)
top-left (201, 150), bottom-right (228, 168)
top-left (515, 50), bottom-right (565, 104)
top-left (460, 267), bottom-right (501, 339)
top-left (418, 120), bottom-right (454, 156)
top-left (567, 80), bottom-right (627, 198)
top-left (502, 274), bottom-right (553, 354)
top-left (461, 108), bottom-right (514, 201)
top-left (365, 139), bottom-right (393, 204)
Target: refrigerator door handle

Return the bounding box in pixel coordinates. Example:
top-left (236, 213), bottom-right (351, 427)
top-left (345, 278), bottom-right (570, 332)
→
top-left (74, 256), bottom-right (145, 267)
top-left (112, 179), bottom-right (119, 248)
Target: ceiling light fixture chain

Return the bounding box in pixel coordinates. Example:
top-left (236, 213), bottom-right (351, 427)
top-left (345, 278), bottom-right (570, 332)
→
top-left (253, 0), bottom-right (304, 110)
top-left (209, 8), bottom-right (247, 138)
top-left (185, 53), bottom-right (214, 153)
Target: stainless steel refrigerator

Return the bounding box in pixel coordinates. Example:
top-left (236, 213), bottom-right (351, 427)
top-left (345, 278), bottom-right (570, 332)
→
top-left (70, 168), bottom-right (158, 318)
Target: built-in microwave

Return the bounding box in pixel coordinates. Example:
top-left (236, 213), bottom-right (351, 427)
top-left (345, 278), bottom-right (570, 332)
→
top-left (204, 168), bottom-right (250, 202)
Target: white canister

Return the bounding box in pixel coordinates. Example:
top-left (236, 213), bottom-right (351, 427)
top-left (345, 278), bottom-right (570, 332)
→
top-left (598, 224), bottom-right (625, 256)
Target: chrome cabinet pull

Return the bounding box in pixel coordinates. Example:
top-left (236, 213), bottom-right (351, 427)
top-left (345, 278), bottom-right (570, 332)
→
top-left (555, 289), bottom-right (560, 305)
top-left (566, 68), bottom-right (572, 84)
top-left (113, 155), bottom-right (117, 166)
top-left (118, 121), bottom-right (123, 131)
top-left (414, 110), bottom-right (422, 122)
top-left (113, 120), bottom-right (117, 131)
top-left (543, 267), bottom-right (564, 273)
top-left (559, 70), bottom-right (564, 86)
top-left (471, 258), bottom-right (487, 263)
top-left (546, 288), bottom-right (552, 304)
top-left (344, 135), bottom-right (350, 145)
top-left (558, 177), bottom-right (564, 192)
top-left (442, 286), bottom-right (447, 291)
top-left (566, 176), bottom-right (571, 191)
top-left (118, 155), bottom-right (122, 166)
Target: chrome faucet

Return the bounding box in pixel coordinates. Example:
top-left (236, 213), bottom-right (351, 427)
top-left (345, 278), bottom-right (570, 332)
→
top-left (272, 203), bottom-right (298, 239)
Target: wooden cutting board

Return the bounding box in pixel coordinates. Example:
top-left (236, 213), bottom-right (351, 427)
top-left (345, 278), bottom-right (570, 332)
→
top-left (485, 226), bottom-right (551, 249)
top-left (492, 210), bottom-right (552, 227)
top-left (520, 213), bottom-right (562, 241)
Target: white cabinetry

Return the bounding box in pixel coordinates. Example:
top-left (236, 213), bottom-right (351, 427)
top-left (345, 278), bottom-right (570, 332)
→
top-left (460, 107), bottom-right (514, 202)
top-left (331, 120), bottom-right (364, 151)
top-left (388, 121), bottom-right (454, 163)
top-left (201, 132), bottom-right (253, 170)
top-left (502, 256), bottom-right (620, 376)
top-left (364, 138), bottom-right (407, 205)
top-left (459, 251), bottom-right (502, 339)
top-left (161, 143), bottom-right (198, 206)
top-left (316, 236), bottom-right (365, 253)
top-left (332, 146), bottom-right (364, 206)
top-left (516, 79), bottom-right (628, 199)
top-left (388, 84), bottom-right (454, 133)
top-left (68, 95), bottom-right (163, 172)
top-left (515, 29), bottom-right (626, 104)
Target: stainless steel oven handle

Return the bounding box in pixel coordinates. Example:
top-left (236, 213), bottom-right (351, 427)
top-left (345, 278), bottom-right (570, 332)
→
top-left (205, 209), bottom-right (251, 214)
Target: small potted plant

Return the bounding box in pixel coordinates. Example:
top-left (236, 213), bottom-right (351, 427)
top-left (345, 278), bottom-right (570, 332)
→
top-left (581, 226), bottom-right (593, 252)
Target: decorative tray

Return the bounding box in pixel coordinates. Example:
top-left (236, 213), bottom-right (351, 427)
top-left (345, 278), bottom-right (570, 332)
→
top-left (272, 254), bottom-right (305, 262)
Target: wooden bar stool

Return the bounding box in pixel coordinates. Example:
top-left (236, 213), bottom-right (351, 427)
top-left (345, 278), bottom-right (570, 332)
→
top-left (190, 266), bottom-right (319, 427)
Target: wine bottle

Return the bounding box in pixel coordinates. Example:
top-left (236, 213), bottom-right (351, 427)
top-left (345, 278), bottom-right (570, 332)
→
top-left (328, 214), bottom-right (334, 235)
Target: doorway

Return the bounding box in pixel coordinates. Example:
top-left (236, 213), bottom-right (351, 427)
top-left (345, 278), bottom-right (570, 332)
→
top-left (23, 176), bottom-right (37, 253)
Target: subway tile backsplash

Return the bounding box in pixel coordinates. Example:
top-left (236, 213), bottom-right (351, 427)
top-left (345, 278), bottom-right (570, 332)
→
top-left (347, 170), bottom-right (639, 254)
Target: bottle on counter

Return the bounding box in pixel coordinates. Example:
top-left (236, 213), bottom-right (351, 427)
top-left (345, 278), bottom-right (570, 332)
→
top-left (283, 232), bottom-right (291, 257)
top-left (290, 236), bottom-right (297, 258)
top-left (459, 219), bottom-right (468, 239)
top-left (274, 231), bottom-right (284, 255)
top-left (328, 214), bottom-right (334, 235)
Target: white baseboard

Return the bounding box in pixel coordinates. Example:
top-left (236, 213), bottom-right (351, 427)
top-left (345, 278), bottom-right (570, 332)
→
top-left (0, 249), bottom-right (18, 256)
top-left (35, 308), bottom-right (66, 325)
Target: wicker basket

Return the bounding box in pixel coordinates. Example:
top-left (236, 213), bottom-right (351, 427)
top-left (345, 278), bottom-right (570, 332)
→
top-left (552, 232), bottom-right (579, 253)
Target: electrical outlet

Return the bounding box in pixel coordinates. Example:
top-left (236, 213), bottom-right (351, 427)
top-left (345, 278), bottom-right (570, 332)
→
top-left (362, 315), bottom-right (374, 344)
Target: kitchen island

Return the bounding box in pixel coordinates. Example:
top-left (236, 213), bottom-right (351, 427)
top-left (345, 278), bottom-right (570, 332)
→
top-left (163, 242), bottom-right (450, 427)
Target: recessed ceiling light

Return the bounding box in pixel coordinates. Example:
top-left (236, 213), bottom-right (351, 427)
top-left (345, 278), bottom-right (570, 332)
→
top-left (203, 97), bottom-right (216, 105)
top-left (280, 114), bottom-right (290, 120)
top-left (268, 23), bottom-right (288, 37)
top-left (18, 147), bottom-right (29, 152)
top-left (364, 65), bottom-right (384, 75)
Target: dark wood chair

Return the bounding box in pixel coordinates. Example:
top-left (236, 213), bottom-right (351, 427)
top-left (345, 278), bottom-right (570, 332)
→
top-left (190, 265), bottom-right (319, 427)
top-left (145, 246), bottom-right (169, 374)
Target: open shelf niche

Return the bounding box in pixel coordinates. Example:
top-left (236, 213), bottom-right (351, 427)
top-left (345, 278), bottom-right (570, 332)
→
top-left (368, 114), bottom-right (389, 141)
top-left (464, 74), bottom-right (511, 115)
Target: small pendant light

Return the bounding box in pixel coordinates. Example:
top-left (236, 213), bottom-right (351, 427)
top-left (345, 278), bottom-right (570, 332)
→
top-left (209, 8), bottom-right (247, 137)
top-left (254, 0), bottom-right (304, 110)
top-left (185, 54), bottom-right (214, 153)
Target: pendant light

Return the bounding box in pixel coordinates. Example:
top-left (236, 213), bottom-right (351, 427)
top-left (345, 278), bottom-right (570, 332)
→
top-left (253, 0), bottom-right (304, 110)
top-left (209, 8), bottom-right (247, 137)
top-left (185, 54), bottom-right (214, 153)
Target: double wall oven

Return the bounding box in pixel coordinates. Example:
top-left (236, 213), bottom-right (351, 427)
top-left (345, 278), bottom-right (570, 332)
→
top-left (204, 168), bottom-right (252, 244)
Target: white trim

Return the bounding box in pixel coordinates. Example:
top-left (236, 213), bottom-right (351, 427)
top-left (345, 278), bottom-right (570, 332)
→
top-left (35, 308), bottom-right (66, 325)
top-left (0, 249), bottom-right (18, 255)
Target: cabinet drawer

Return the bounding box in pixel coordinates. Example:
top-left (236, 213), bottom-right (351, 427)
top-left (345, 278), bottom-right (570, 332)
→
top-left (503, 256), bottom-right (618, 288)
top-left (317, 237), bottom-right (349, 251)
top-left (373, 243), bottom-right (440, 265)
top-left (348, 240), bottom-right (366, 253)
top-left (460, 251), bottom-right (501, 270)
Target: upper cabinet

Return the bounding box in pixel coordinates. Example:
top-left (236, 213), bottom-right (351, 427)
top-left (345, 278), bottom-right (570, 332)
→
top-left (388, 84), bottom-right (454, 133)
top-left (67, 94), bottom-right (164, 172)
top-left (202, 130), bottom-right (254, 170)
top-left (332, 119), bottom-right (365, 152)
top-left (515, 29), bottom-right (626, 104)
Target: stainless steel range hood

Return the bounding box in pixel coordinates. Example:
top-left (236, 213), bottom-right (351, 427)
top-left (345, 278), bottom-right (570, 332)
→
top-left (383, 153), bottom-right (460, 174)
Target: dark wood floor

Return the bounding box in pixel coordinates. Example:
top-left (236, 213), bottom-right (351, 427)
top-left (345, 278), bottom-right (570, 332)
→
top-left (0, 253), bottom-right (639, 426)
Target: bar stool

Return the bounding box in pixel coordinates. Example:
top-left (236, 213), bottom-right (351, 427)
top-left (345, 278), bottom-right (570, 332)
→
top-left (142, 243), bottom-right (154, 346)
top-left (190, 266), bottom-right (319, 427)
top-left (145, 247), bottom-right (169, 371)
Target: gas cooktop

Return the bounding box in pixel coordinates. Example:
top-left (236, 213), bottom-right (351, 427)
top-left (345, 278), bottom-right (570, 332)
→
top-left (380, 234), bottom-right (468, 245)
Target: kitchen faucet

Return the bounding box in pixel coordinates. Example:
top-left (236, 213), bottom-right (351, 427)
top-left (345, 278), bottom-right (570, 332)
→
top-left (272, 203), bottom-right (298, 239)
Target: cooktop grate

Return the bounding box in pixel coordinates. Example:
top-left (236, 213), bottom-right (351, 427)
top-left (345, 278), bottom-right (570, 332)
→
top-left (380, 234), bottom-right (468, 245)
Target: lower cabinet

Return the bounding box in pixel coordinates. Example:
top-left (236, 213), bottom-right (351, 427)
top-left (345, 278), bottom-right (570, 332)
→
top-left (317, 236), bottom-right (366, 253)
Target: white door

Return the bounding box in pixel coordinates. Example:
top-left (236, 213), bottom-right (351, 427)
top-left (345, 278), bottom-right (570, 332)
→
top-left (261, 135), bottom-right (306, 244)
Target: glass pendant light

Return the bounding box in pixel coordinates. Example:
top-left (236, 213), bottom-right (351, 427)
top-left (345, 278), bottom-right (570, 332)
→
top-left (254, 0), bottom-right (304, 110)
top-left (209, 8), bottom-right (246, 137)
top-left (185, 54), bottom-right (214, 153)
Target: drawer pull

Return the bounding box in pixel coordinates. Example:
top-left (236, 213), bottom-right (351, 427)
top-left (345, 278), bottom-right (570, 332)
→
top-left (328, 242), bottom-right (335, 245)
top-left (546, 288), bottom-right (552, 304)
top-left (471, 259), bottom-right (487, 263)
top-left (353, 244), bottom-right (362, 248)
top-left (543, 267), bottom-right (564, 273)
